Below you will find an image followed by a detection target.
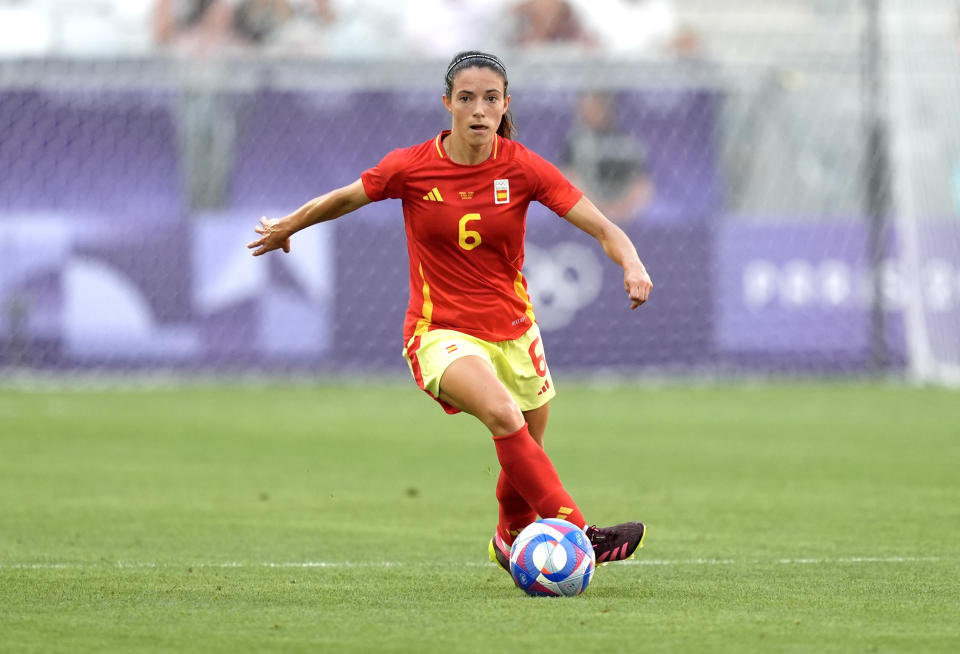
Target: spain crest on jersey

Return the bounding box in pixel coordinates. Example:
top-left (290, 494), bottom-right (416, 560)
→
top-left (494, 179), bottom-right (510, 205)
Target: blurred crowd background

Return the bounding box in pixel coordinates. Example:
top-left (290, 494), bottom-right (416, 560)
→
top-left (1, 0), bottom-right (700, 60)
top-left (1, 1), bottom-right (959, 384)
top-left (1, 0), bottom-right (952, 62)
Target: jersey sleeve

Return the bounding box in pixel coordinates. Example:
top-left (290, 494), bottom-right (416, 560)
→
top-left (524, 149), bottom-right (584, 217)
top-left (360, 148), bottom-right (408, 201)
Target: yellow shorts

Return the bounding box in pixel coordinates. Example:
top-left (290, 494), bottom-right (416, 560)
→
top-left (403, 323), bottom-right (556, 415)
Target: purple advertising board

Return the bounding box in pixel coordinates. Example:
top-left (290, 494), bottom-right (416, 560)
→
top-left (14, 85), bottom-right (958, 375)
top-left (329, 203), bottom-right (712, 372)
top-left (714, 220), bottom-right (912, 370)
top-left (714, 218), bottom-right (960, 372)
top-left (0, 84), bottom-right (721, 373)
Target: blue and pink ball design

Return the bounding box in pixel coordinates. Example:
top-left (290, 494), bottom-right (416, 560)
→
top-left (509, 518), bottom-right (596, 597)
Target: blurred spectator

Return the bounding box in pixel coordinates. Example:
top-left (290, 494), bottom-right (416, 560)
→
top-left (154, 1), bottom-right (245, 207)
top-left (506, 0), bottom-right (593, 50)
top-left (398, 0), bottom-right (510, 59)
top-left (0, 0), bottom-right (155, 57)
top-left (567, 0), bottom-right (699, 58)
top-left (233, 0), bottom-right (293, 44)
top-left (324, 0), bottom-right (402, 58)
top-left (263, 0), bottom-right (337, 55)
top-left (0, 3), bottom-right (52, 56)
top-left (154, 0), bottom-right (245, 53)
top-left (562, 91), bottom-right (654, 224)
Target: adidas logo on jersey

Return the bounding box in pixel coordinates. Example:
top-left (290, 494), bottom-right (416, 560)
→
top-left (423, 187), bottom-right (444, 202)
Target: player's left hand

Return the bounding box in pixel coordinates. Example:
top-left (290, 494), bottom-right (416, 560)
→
top-left (624, 262), bottom-right (653, 309)
top-left (247, 217), bottom-right (291, 256)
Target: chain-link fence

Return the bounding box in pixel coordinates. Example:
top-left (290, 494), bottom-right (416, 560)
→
top-left (1, 1), bottom-right (958, 384)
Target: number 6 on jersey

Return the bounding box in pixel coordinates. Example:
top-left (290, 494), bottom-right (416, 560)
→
top-left (459, 213), bottom-right (482, 251)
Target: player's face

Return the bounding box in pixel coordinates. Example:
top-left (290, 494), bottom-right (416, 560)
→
top-left (443, 67), bottom-right (510, 145)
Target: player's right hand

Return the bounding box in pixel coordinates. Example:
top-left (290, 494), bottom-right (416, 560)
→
top-left (625, 261), bottom-right (653, 310)
top-left (247, 217), bottom-right (291, 256)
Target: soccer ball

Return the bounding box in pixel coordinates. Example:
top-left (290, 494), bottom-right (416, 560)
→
top-left (509, 518), bottom-right (596, 597)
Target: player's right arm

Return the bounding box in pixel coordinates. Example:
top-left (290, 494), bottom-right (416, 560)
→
top-left (247, 178), bottom-right (372, 256)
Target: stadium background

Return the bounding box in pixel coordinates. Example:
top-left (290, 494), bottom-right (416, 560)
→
top-left (2, 4), bottom-right (959, 652)
top-left (0, 0), bottom-right (958, 386)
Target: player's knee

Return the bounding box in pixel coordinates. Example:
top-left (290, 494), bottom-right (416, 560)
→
top-left (483, 398), bottom-right (525, 436)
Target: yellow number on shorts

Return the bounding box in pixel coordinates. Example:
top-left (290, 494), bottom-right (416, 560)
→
top-left (458, 213), bottom-right (482, 251)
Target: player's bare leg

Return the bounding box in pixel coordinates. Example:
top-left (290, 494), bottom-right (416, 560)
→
top-left (437, 355), bottom-right (524, 436)
top-left (439, 355), bottom-right (585, 571)
top-left (436, 356), bottom-right (550, 440)
top-left (522, 403), bottom-right (549, 446)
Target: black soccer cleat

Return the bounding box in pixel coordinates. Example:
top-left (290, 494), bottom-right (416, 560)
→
top-left (585, 521), bottom-right (646, 564)
top-left (488, 532), bottom-right (512, 574)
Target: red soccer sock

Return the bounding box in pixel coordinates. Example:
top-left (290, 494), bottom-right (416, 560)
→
top-left (492, 424), bottom-right (586, 530)
top-left (496, 470), bottom-right (537, 545)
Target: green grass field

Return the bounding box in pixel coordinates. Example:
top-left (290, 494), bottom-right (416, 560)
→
top-left (1, 381), bottom-right (958, 653)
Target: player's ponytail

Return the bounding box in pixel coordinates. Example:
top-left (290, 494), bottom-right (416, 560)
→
top-left (497, 111), bottom-right (515, 140)
top-left (444, 50), bottom-right (516, 140)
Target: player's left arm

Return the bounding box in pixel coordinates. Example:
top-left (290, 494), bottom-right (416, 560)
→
top-left (563, 196), bottom-right (653, 309)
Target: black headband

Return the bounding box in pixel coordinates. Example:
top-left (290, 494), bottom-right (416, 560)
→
top-left (445, 54), bottom-right (507, 80)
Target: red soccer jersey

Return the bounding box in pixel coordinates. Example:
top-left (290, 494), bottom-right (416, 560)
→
top-left (361, 131), bottom-right (583, 344)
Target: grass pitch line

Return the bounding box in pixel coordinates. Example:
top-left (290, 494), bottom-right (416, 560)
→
top-left (623, 556), bottom-right (945, 566)
top-left (0, 555), bottom-right (944, 571)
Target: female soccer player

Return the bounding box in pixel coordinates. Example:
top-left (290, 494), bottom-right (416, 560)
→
top-left (248, 51), bottom-right (653, 572)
